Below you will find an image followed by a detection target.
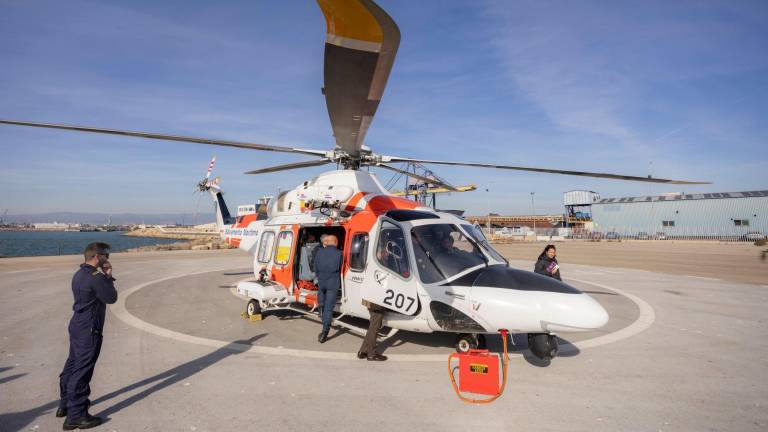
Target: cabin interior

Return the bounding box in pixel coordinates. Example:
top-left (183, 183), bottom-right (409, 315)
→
top-left (293, 226), bottom-right (346, 296)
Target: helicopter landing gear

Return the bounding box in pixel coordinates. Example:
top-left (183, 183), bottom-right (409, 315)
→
top-left (455, 333), bottom-right (480, 353)
top-left (454, 333), bottom-right (489, 352)
top-left (528, 333), bottom-right (559, 360)
top-left (244, 299), bottom-right (262, 321)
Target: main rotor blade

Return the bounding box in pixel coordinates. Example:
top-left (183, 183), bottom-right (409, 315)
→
top-left (383, 157), bottom-right (710, 185)
top-left (377, 163), bottom-right (460, 191)
top-left (0, 119), bottom-right (328, 157)
top-left (244, 159), bottom-right (333, 175)
top-left (318, 0), bottom-right (400, 158)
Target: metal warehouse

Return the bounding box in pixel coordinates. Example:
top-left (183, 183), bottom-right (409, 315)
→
top-left (590, 190), bottom-right (768, 239)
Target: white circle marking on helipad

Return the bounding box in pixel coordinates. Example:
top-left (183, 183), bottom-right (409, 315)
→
top-left (111, 269), bottom-right (655, 362)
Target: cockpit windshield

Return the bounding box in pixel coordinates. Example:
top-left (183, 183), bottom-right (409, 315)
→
top-left (411, 224), bottom-right (487, 284)
top-left (461, 224), bottom-right (507, 263)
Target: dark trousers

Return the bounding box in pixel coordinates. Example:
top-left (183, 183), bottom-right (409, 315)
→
top-left (359, 305), bottom-right (385, 355)
top-left (317, 286), bottom-right (338, 333)
top-left (59, 331), bottom-right (103, 421)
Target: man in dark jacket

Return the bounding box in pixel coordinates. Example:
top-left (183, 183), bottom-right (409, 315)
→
top-left (534, 244), bottom-right (562, 281)
top-left (314, 234), bottom-right (343, 343)
top-left (58, 242), bottom-right (118, 430)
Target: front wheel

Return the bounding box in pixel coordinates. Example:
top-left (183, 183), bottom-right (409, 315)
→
top-left (528, 333), bottom-right (558, 360)
top-left (246, 299), bottom-right (261, 317)
top-left (455, 333), bottom-right (478, 353)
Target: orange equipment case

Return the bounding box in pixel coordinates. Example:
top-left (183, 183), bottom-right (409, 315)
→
top-left (447, 330), bottom-right (509, 404)
top-left (456, 349), bottom-right (500, 395)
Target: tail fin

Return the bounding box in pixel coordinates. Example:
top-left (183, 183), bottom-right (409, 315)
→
top-left (210, 184), bottom-right (235, 228)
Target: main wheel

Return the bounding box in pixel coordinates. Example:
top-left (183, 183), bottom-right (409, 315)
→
top-left (246, 299), bottom-right (261, 317)
top-left (455, 333), bottom-right (478, 353)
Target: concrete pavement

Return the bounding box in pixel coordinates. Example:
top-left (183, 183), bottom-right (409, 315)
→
top-left (1, 249), bottom-right (766, 431)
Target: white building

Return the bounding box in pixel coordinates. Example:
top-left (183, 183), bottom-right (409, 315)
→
top-left (33, 222), bottom-right (75, 231)
top-left (591, 190), bottom-right (768, 239)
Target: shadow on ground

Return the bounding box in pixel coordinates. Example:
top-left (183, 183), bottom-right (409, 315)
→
top-left (0, 335), bottom-right (266, 432)
top-left (519, 335), bottom-right (581, 367)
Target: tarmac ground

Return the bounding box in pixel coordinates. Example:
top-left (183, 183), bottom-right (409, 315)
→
top-left (1, 246), bottom-right (766, 431)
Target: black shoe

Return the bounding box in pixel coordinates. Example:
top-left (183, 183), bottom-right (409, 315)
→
top-left (56, 407), bottom-right (67, 418)
top-left (357, 351), bottom-right (367, 359)
top-left (63, 414), bottom-right (102, 430)
top-left (318, 331), bottom-right (328, 343)
top-left (367, 353), bottom-right (387, 361)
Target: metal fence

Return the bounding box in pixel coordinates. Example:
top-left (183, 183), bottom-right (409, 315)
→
top-left (482, 226), bottom-right (767, 243)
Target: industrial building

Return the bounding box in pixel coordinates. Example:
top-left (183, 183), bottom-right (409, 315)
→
top-left (464, 189), bottom-right (766, 241)
top-left (586, 190), bottom-right (768, 239)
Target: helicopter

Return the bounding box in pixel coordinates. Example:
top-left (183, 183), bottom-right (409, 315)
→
top-left (0, 0), bottom-right (708, 357)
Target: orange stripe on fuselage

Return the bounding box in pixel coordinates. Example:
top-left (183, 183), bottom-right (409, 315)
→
top-left (345, 191), bottom-right (369, 212)
top-left (234, 214), bottom-right (258, 228)
top-left (365, 195), bottom-right (419, 213)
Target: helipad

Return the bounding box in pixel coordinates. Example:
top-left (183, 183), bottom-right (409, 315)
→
top-left (118, 265), bottom-right (652, 361)
top-left (1, 249), bottom-right (766, 432)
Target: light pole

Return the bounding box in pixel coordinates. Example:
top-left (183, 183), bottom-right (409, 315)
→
top-left (486, 188), bottom-right (491, 234)
top-left (530, 192), bottom-right (536, 233)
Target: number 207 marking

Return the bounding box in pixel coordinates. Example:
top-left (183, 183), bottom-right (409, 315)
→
top-left (383, 289), bottom-right (415, 311)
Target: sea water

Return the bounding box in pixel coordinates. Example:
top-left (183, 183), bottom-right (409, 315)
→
top-left (0, 231), bottom-right (178, 257)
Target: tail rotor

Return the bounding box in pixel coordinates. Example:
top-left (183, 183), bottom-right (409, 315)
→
top-left (196, 155), bottom-right (221, 192)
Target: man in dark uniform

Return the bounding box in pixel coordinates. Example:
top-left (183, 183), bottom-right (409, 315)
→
top-left (58, 242), bottom-right (118, 430)
top-left (314, 234), bottom-right (342, 343)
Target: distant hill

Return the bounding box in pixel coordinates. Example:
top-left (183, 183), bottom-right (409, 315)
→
top-left (4, 212), bottom-right (215, 225)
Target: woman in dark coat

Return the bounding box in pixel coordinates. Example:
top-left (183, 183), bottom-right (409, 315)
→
top-left (534, 244), bottom-right (561, 281)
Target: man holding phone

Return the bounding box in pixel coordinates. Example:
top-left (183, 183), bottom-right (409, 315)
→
top-left (58, 242), bottom-right (118, 430)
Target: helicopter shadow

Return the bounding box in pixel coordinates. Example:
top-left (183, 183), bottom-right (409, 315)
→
top-left (376, 331), bottom-right (581, 367)
top-left (222, 270), bottom-right (253, 276)
top-left (272, 310), bottom-right (359, 342)
top-left (518, 334), bottom-right (582, 367)
top-left (255, 309), bottom-right (581, 367)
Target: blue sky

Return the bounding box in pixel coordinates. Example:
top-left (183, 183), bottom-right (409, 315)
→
top-left (1, 0), bottom-right (767, 216)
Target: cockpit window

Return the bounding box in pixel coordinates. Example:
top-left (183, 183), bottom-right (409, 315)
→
top-left (411, 224), bottom-right (487, 284)
top-left (376, 220), bottom-right (410, 278)
top-left (461, 224), bottom-right (507, 263)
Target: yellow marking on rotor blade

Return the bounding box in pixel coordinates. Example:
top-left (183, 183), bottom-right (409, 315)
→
top-left (318, 0), bottom-right (383, 44)
top-left (326, 34), bottom-right (381, 52)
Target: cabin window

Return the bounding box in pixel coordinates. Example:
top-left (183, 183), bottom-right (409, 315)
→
top-left (349, 233), bottom-right (369, 272)
top-left (376, 220), bottom-right (410, 278)
top-left (662, 220), bottom-right (675, 227)
top-left (257, 231), bottom-right (275, 263)
top-left (734, 219), bottom-right (749, 226)
top-left (274, 231), bottom-right (294, 265)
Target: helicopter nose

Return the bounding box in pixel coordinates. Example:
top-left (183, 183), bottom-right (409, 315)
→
top-left (469, 287), bottom-right (608, 333)
top-left (464, 265), bottom-right (609, 333)
top-left (545, 292), bottom-right (609, 332)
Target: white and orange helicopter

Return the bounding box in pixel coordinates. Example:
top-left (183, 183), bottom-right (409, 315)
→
top-left (0, 0), bottom-right (707, 357)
